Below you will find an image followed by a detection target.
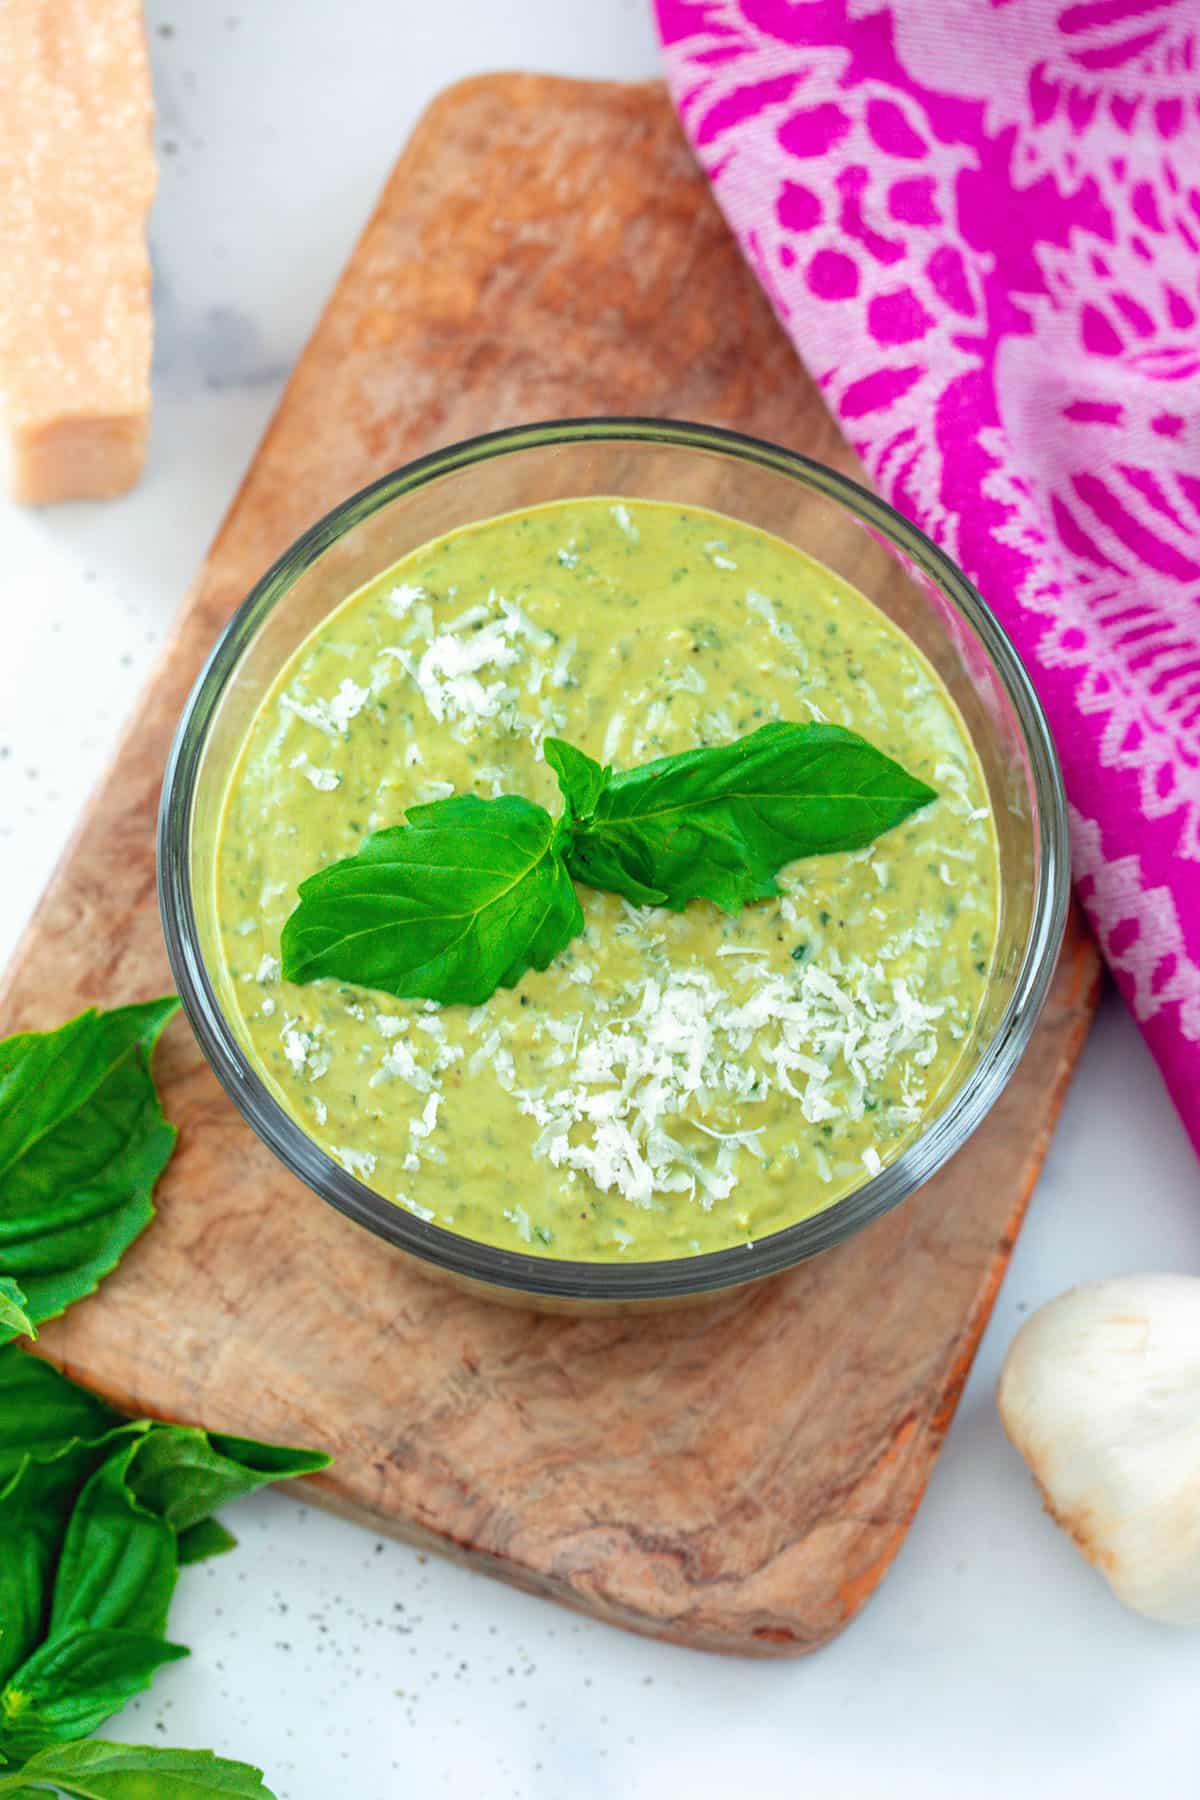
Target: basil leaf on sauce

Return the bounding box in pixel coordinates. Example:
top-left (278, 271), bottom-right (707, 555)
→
top-left (281, 792), bottom-right (584, 1004)
top-left (556, 721), bottom-right (937, 915)
top-left (0, 1739), bottom-right (276, 1798)
top-left (0, 1001), bottom-right (179, 1334)
top-left (543, 737), bottom-right (614, 827)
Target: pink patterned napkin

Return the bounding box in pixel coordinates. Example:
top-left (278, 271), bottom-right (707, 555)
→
top-left (656, 0), bottom-right (1200, 1154)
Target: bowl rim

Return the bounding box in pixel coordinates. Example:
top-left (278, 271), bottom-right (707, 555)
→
top-left (158, 415), bottom-right (1070, 1302)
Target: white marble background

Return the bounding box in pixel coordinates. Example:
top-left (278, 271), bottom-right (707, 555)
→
top-left (1, 2), bottom-right (1198, 1794)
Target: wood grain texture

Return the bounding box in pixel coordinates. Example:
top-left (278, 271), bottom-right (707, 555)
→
top-left (1, 76), bottom-right (1103, 1655)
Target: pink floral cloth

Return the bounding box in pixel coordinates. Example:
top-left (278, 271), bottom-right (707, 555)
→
top-left (655, 0), bottom-right (1200, 1154)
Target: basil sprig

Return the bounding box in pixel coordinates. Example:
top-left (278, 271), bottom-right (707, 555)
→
top-left (0, 1001), bottom-right (331, 1792)
top-left (0, 1000), bottom-right (179, 1341)
top-left (282, 720), bottom-right (936, 1005)
top-left (0, 1347), bottom-right (328, 1767)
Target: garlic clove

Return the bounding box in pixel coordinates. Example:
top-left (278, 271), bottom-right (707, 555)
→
top-left (998, 1273), bottom-right (1200, 1625)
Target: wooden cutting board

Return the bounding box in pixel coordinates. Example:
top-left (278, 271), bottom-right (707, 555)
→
top-left (2, 76), bottom-right (1102, 1656)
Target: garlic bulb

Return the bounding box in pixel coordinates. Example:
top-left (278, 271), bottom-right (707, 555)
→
top-left (998, 1274), bottom-right (1200, 1624)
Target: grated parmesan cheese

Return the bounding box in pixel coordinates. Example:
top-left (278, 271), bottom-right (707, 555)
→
top-left (374, 586), bottom-right (570, 745)
top-left (514, 956), bottom-right (941, 1210)
top-left (280, 678), bottom-right (370, 738)
top-left (386, 582), bottom-right (428, 617)
top-left (601, 712), bottom-right (625, 764)
top-left (335, 1146), bottom-right (377, 1182)
top-left (280, 1020), bottom-right (330, 1082)
top-left (410, 1092), bottom-right (442, 1140)
top-left (397, 1191), bottom-right (435, 1222)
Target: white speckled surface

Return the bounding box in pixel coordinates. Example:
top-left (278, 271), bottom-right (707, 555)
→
top-left (1, 3), bottom-right (1199, 1794)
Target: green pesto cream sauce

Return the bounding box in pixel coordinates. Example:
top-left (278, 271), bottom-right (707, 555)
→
top-left (214, 499), bottom-right (999, 1260)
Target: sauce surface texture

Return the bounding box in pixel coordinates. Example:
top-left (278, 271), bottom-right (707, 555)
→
top-left (214, 499), bottom-right (999, 1260)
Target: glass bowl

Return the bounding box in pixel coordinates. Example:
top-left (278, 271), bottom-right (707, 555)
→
top-left (158, 418), bottom-right (1069, 1311)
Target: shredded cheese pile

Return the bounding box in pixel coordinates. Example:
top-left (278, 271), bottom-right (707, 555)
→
top-left (372, 586), bottom-right (569, 748)
top-left (515, 951), bottom-right (943, 1210)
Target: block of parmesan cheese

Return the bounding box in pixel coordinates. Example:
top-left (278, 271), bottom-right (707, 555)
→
top-left (0, 0), bottom-right (156, 503)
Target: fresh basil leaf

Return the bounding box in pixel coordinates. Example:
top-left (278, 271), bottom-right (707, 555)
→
top-left (543, 737), bottom-right (613, 825)
top-left (0, 1627), bottom-right (187, 1760)
top-left (563, 721), bottom-right (937, 914)
top-left (0, 1459), bottom-right (75, 1689)
top-left (0, 1356), bottom-right (142, 1685)
top-left (0, 1739), bottom-right (275, 1799)
top-left (0, 1001), bottom-right (179, 1331)
top-left (0, 1436), bottom-right (153, 1692)
top-left (281, 792), bottom-right (583, 1004)
top-left (0, 1355), bottom-right (327, 1778)
top-left (0, 1282), bottom-right (34, 1346)
top-left (49, 1443), bottom-right (176, 1642)
top-left (0, 1351), bottom-right (125, 1481)
top-left (175, 1518), bottom-right (238, 1566)
top-left (126, 1428), bottom-right (328, 1536)
top-left (0, 1353), bottom-right (326, 1524)
top-left (0, 1446), bottom-right (149, 1694)
top-left (546, 734), bottom-right (666, 907)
